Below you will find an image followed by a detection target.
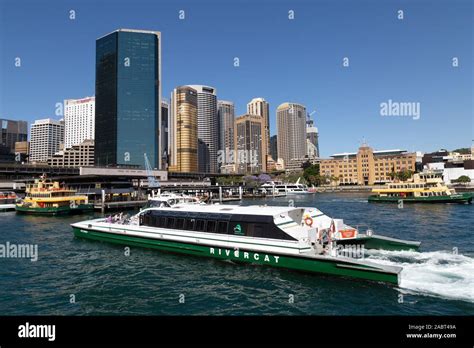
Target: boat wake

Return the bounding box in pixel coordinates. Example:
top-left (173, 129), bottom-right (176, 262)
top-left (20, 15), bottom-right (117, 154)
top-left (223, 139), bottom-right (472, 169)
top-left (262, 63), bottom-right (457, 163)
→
top-left (366, 249), bottom-right (474, 303)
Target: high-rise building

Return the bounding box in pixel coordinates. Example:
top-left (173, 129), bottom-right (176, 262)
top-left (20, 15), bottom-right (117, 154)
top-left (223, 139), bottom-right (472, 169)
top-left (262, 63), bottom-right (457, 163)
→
top-left (276, 103), bottom-right (307, 168)
top-left (187, 85), bottom-right (218, 173)
top-left (64, 97), bottom-right (95, 149)
top-left (247, 98), bottom-right (270, 155)
top-left (48, 139), bottom-right (94, 167)
top-left (160, 99), bottom-right (169, 170)
top-left (217, 100), bottom-right (235, 170)
top-left (0, 119), bottom-right (28, 162)
top-left (270, 135), bottom-right (278, 162)
top-left (234, 114), bottom-right (266, 174)
top-left (29, 118), bottom-right (64, 163)
top-left (95, 29), bottom-right (161, 168)
top-left (169, 86), bottom-right (198, 172)
top-left (306, 116), bottom-right (319, 158)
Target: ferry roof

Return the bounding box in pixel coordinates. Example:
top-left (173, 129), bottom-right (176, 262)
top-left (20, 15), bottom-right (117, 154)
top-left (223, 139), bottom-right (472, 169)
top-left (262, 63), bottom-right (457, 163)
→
top-left (148, 204), bottom-right (303, 216)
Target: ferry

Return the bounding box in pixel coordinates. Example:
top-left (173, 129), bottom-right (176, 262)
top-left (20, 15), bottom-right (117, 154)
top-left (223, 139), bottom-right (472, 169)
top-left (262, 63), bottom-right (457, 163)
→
top-left (144, 192), bottom-right (202, 208)
top-left (261, 178), bottom-right (310, 194)
top-left (0, 191), bottom-right (18, 212)
top-left (369, 171), bottom-right (472, 204)
top-left (16, 178), bottom-right (94, 215)
top-left (71, 204), bottom-right (421, 285)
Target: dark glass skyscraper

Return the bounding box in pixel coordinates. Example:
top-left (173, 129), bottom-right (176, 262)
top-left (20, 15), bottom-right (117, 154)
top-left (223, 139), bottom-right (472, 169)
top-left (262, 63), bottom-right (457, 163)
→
top-left (95, 29), bottom-right (161, 168)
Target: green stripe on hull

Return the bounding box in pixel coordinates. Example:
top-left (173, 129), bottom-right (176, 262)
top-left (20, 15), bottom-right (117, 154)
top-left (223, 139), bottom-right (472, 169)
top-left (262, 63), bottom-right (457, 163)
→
top-left (72, 227), bottom-right (399, 285)
top-left (16, 204), bottom-right (94, 215)
top-left (368, 193), bottom-right (472, 204)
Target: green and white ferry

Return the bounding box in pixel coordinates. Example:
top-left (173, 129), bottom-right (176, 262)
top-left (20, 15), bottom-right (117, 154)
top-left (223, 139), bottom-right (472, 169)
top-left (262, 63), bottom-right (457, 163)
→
top-left (71, 204), bottom-right (421, 285)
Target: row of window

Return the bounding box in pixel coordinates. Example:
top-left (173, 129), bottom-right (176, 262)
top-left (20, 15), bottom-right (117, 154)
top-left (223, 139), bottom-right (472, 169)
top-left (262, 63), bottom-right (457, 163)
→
top-left (141, 214), bottom-right (229, 234)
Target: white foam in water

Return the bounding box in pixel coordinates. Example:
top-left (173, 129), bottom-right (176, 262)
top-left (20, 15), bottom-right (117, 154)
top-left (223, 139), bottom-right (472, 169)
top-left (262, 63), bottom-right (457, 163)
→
top-left (366, 249), bottom-right (474, 302)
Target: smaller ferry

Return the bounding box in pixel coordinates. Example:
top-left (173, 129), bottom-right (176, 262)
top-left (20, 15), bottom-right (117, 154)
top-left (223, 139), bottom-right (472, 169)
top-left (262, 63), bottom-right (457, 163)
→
top-left (16, 177), bottom-right (94, 215)
top-left (369, 171), bottom-right (472, 204)
top-left (72, 203), bottom-right (420, 285)
top-left (0, 191), bottom-right (18, 212)
top-left (261, 178), bottom-right (310, 195)
top-left (144, 192), bottom-right (202, 208)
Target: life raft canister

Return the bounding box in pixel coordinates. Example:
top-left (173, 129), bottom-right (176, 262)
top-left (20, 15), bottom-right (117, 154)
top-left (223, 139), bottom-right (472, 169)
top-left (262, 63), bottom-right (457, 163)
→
top-left (304, 215), bottom-right (313, 227)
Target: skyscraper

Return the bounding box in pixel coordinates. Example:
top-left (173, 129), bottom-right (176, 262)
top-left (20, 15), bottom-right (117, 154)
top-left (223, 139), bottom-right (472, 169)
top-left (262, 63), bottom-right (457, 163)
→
top-left (247, 98), bottom-right (270, 159)
top-left (29, 118), bottom-right (64, 163)
top-left (64, 96), bottom-right (95, 149)
top-left (0, 119), bottom-right (28, 162)
top-left (276, 103), bottom-right (307, 168)
top-left (95, 29), bottom-right (161, 168)
top-left (217, 100), bottom-right (235, 161)
top-left (187, 85), bottom-right (218, 173)
top-left (270, 135), bottom-right (278, 162)
top-left (169, 86), bottom-right (198, 172)
top-left (306, 116), bottom-right (319, 158)
top-left (234, 114), bottom-right (266, 174)
top-left (161, 99), bottom-right (169, 169)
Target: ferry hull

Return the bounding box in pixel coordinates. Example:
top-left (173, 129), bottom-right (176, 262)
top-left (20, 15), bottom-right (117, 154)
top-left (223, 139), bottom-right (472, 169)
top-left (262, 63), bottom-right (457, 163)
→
top-left (16, 204), bottom-right (94, 215)
top-left (72, 226), bottom-right (400, 285)
top-left (337, 235), bottom-right (421, 251)
top-left (368, 193), bottom-right (472, 204)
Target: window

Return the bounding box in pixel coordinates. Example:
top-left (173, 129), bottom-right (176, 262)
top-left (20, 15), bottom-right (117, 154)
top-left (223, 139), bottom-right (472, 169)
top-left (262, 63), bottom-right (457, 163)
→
top-left (195, 220), bottom-right (205, 231)
top-left (176, 218), bottom-right (185, 229)
top-left (185, 218), bottom-right (195, 230)
top-left (206, 220), bottom-right (216, 233)
top-left (217, 221), bottom-right (228, 234)
top-left (166, 217), bottom-right (175, 229)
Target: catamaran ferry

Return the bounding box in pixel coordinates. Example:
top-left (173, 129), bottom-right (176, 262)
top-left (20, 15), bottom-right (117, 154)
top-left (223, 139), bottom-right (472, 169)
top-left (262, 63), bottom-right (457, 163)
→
top-left (261, 178), bottom-right (310, 194)
top-left (72, 203), bottom-right (420, 285)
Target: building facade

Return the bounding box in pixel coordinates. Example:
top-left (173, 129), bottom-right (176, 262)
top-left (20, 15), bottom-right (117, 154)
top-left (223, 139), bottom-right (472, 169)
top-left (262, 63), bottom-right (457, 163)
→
top-left (306, 116), bottom-right (319, 158)
top-left (320, 145), bottom-right (416, 185)
top-left (234, 114), bottom-right (266, 174)
top-left (269, 135), bottom-right (278, 162)
top-left (29, 118), bottom-right (64, 163)
top-left (0, 119), bottom-right (28, 162)
top-left (169, 86), bottom-right (199, 172)
top-left (95, 29), bottom-right (161, 169)
top-left (64, 97), bottom-right (95, 149)
top-left (161, 99), bottom-right (169, 169)
top-left (217, 100), bottom-right (235, 171)
top-left (276, 103), bottom-right (307, 168)
top-left (247, 98), bottom-right (270, 160)
top-left (48, 139), bottom-right (94, 167)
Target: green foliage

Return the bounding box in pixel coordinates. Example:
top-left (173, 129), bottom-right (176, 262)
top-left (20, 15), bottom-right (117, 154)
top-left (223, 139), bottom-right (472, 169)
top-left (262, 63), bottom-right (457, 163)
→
top-left (452, 148), bottom-right (470, 154)
top-left (216, 176), bottom-right (243, 185)
top-left (453, 175), bottom-right (471, 183)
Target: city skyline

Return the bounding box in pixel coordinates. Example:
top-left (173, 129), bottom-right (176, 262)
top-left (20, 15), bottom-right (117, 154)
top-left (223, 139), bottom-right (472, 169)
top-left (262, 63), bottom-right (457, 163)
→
top-left (0, 0), bottom-right (472, 158)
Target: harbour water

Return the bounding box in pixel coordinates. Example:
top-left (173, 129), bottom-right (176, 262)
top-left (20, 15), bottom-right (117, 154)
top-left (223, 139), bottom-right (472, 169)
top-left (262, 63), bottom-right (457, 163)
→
top-left (1, 192), bottom-right (473, 315)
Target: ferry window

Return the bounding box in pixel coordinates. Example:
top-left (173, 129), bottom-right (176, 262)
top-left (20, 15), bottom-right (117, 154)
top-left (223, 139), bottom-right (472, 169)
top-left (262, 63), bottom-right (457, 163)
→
top-left (217, 221), bottom-right (228, 234)
top-left (158, 216), bottom-right (166, 227)
top-left (206, 220), bottom-right (216, 233)
top-left (185, 218), bottom-right (195, 230)
top-left (176, 218), bottom-right (185, 229)
top-left (166, 217), bottom-right (175, 229)
top-left (195, 219), bottom-right (205, 231)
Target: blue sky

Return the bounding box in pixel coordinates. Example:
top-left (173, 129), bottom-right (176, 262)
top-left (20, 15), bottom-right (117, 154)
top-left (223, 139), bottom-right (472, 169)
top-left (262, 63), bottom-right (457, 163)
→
top-left (0, 0), bottom-right (472, 157)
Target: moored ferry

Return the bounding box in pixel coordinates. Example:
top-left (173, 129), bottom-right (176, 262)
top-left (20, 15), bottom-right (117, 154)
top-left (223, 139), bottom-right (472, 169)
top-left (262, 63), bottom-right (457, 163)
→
top-left (369, 171), bottom-right (472, 204)
top-left (16, 178), bottom-right (94, 215)
top-left (0, 191), bottom-right (18, 212)
top-left (261, 178), bottom-right (310, 194)
top-left (72, 204), bottom-right (421, 285)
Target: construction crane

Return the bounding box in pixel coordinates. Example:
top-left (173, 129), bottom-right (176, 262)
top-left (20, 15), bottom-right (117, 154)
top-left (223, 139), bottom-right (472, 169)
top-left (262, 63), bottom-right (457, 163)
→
top-left (144, 153), bottom-right (160, 189)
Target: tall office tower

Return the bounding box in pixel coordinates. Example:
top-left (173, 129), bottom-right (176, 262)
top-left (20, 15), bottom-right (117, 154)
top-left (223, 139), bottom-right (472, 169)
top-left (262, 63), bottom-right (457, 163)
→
top-left (276, 103), bottom-right (307, 168)
top-left (0, 119), bottom-right (28, 162)
top-left (169, 86), bottom-right (198, 172)
top-left (29, 118), bottom-right (64, 163)
top-left (64, 96), bottom-right (95, 149)
top-left (217, 100), bottom-right (235, 164)
top-left (187, 85), bottom-right (218, 173)
top-left (234, 114), bottom-right (266, 174)
top-left (160, 99), bottom-right (169, 169)
top-left (306, 116), bottom-right (319, 158)
top-left (270, 135), bottom-right (278, 162)
top-left (95, 29), bottom-right (161, 168)
top-left (247, 98), bottom-right (270, 157)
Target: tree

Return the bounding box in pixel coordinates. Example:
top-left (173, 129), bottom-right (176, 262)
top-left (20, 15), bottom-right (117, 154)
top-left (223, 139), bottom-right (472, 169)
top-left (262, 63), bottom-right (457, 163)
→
top-left (453, 175), bottom-right (471, 184)
top-left (452, 148), bottom-right (470, 154)
top-left (396, 170), bottom-right (413, 182)
top-left (303, 163), bottom-right (320, 185)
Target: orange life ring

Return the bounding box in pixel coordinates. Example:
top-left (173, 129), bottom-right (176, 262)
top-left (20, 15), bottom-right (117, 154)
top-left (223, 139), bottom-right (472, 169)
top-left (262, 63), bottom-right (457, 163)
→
top-left (304, 216), bottom-right (313, 227)
top-left (339, 229), bottom-right (356, 239)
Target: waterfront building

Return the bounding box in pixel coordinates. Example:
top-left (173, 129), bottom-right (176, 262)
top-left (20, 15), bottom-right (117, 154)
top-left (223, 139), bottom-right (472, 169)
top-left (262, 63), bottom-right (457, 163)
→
top-left (48, 139), bottom-right (94, 167)
top-left (14, 141), bottom-right (29, 163)
top-left (234, 113), bottom-right (266, 174)
top-left (64, 97), bottom-right (95, 149)
top-left (217, 100), bottom-right (235, 158)
top-left (95, 29), bottom-right (162, 169)
top-left (247, 98), bottom-right (270, 161)
top-left (186, 85), bottom-right (218, 173)
top-left (169, 86), bottom-right (199, 173)
top-left (29, 118), bottom-right (64, 163)
top-left (306, 116), bottom-right (319, 158)
top-left (161, 99), bottom-right (169, 169)
top-left (276, 103), bottom-right (307, 168)
top-left (286, 157), bottom-right (321, 173)
top-left (320, 145), bottom-right (416, 185)
top-left (0, 119), bottom-right (28, 162)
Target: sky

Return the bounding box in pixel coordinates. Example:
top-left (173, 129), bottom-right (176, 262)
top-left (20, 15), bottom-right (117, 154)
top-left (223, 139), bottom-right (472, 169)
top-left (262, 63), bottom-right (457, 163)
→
top-left (0, 0), bottom-right (472, 157)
